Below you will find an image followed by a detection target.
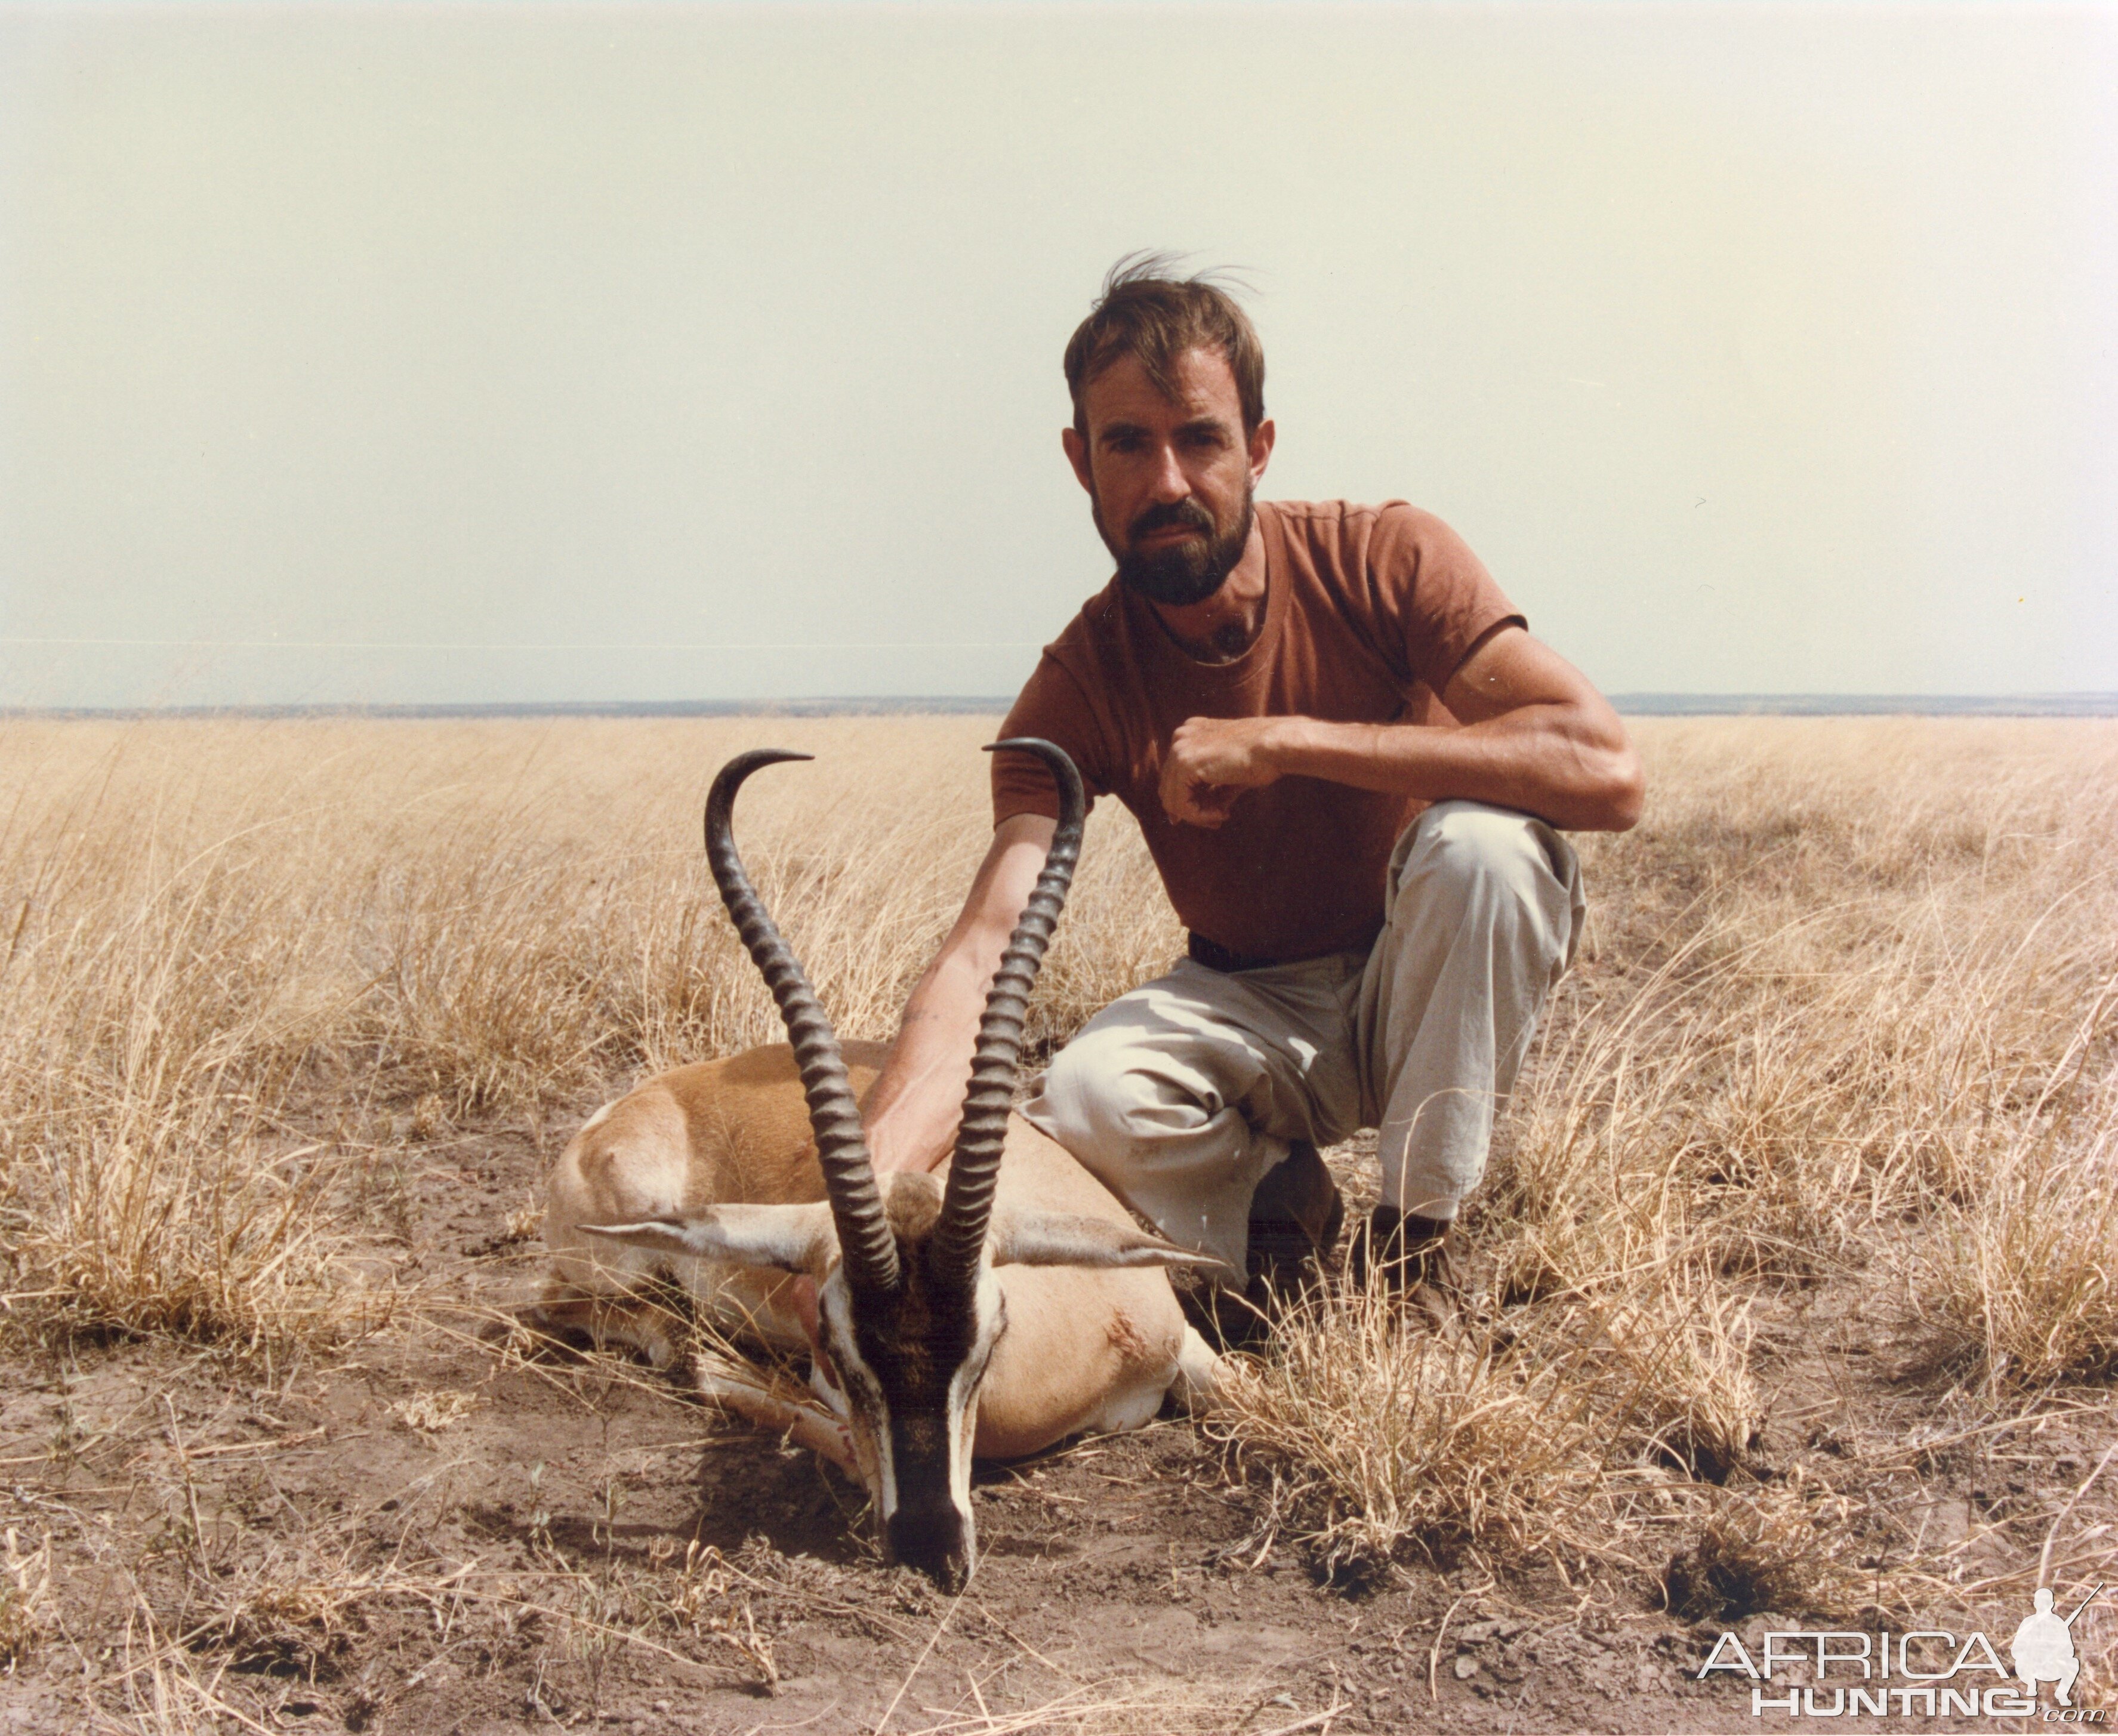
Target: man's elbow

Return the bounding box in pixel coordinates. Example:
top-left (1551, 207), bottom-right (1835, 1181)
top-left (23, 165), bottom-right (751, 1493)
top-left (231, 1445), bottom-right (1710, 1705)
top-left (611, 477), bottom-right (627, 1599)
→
top-left (1584, 744), bottom-right (1646, 832)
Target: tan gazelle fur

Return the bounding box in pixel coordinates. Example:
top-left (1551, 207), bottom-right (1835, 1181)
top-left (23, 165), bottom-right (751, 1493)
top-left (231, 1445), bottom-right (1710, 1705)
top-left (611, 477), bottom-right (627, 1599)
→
top-left (537, 741), bottom-right (1225, 1589)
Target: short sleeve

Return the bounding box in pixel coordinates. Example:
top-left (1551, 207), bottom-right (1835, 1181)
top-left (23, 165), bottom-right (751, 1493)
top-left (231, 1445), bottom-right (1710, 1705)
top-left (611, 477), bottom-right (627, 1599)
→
top-left (990, 654), bottom-right (1108, 825)
top-left (1367, 504), bottom-right (1525, 698)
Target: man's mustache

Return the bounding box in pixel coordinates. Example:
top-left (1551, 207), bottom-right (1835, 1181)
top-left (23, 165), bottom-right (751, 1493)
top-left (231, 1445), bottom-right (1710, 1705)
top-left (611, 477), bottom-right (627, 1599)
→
top-left (1127, 499), bottom-right (1216, 543)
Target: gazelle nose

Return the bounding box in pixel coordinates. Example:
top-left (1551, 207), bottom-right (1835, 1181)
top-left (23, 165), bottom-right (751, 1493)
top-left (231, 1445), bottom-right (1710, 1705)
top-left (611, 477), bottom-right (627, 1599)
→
top-left (886, 1503), bottom-right (973, 1591)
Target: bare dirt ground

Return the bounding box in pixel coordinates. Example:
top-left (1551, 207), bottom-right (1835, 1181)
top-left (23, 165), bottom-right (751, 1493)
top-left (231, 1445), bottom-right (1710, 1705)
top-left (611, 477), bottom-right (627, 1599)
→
top-left (4, 1102), bottom-right (2110, 1734)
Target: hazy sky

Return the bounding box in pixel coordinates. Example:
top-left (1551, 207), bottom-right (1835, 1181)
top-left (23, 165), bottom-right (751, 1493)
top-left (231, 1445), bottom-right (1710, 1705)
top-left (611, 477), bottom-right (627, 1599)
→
top-left (2, 2), bottom-right (2113, 708)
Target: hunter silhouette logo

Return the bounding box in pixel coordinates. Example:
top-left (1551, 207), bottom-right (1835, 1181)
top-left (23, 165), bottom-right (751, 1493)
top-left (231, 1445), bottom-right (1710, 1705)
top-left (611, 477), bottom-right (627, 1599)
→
top-left (2012, 1583), bottom-right (2102, 1707)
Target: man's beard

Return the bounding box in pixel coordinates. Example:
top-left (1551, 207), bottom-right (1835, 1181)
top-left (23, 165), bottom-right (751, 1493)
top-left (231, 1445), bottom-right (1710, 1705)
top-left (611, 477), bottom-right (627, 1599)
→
top-left (1100, 488), bottom-right (1254, 608)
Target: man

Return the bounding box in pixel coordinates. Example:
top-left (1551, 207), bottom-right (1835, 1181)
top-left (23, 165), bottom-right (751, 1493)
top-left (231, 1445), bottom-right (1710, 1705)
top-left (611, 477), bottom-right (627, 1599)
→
top-left (861, 258), bottom-right (1644, 1322)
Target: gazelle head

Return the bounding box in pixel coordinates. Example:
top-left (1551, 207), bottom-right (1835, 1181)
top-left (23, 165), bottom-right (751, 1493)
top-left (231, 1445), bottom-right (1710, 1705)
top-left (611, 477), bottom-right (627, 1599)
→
top-left (585, 740), bottom-right (1208, 1590)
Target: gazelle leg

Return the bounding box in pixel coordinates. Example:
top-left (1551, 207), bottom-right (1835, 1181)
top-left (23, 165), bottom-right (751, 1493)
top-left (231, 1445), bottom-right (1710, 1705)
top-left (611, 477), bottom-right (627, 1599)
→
top-left (531, 1287), bottom-right (680, 1368)
top-left (690, 1351), bottom-right (858, 1477)
top-left (1172, 1324), bottom-right (1228, 1412)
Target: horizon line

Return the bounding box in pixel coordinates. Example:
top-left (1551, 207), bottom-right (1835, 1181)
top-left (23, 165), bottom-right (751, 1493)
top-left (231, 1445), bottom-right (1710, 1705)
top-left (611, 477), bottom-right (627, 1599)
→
top-left (4, 693), bottom-right (2116, 721)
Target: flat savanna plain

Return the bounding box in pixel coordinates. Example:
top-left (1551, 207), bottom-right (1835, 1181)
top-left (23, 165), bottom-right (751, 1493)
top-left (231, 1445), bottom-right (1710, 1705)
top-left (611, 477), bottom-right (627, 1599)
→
top-left (0, 716), bottom-right (2113, 1735)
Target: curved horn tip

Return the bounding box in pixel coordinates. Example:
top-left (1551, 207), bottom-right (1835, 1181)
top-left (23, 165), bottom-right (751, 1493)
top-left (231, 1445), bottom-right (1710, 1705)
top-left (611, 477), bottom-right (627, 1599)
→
top-left (981, 738), bottom-right (1083, 795)
top-left (705, 748), bottom-right (818, 821)
top-left (981, 738), bottom-right (1085, 834)
top-left (722, 748), bottom-right (815, 772)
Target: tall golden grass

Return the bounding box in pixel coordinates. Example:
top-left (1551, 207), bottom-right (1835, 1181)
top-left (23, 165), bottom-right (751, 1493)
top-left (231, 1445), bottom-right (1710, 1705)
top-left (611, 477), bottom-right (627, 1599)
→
top-left (0, 717), bottom-right (1165, 1350)
top-left (1222, 718), bottom-right (2118, 1598)
top-left (1, 714), bottom-right (2113, 1603)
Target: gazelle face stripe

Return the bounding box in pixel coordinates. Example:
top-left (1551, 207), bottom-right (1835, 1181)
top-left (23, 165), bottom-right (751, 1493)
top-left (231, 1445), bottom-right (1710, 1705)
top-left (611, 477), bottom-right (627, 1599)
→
top-left (816, 1272), bottom-right (897, 1521)
top-left (812, 1245), bottom-right (1007, 1590)
top-left (945, 1271), bottom-right (1006, 1534)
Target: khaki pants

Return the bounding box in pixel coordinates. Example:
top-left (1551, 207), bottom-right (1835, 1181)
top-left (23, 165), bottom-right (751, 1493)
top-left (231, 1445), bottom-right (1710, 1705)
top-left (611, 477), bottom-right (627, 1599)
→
top-left (1021, 800), bottom-right (1584, 1271)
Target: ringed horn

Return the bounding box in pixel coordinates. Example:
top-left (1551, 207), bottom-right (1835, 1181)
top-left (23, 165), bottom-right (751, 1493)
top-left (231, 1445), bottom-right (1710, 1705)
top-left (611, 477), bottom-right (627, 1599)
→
top-left (702, 738), bottom-right (1087, 1296)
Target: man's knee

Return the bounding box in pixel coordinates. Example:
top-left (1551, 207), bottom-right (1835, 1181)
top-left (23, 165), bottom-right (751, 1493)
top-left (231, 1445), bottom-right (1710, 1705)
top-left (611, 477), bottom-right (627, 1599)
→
top-left (1033, 1023), bottom-right (1192, 1154)
top-left (1399, 800), bottom-right (1568, 914)
top-left (1036, 1032), bottom-right (1126, 1143)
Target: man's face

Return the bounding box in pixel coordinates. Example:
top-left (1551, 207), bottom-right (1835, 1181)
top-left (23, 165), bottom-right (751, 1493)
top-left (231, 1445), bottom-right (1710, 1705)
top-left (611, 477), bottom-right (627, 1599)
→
top-left (1063, 347), bottom-right (1274, 608)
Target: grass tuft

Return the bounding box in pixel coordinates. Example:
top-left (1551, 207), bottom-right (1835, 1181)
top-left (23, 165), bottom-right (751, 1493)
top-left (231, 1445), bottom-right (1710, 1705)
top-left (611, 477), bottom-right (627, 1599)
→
top-left (1661, 1480), bottom-right (1877, 1621)
top-left (1211, 1290), bottom-right (1618, 1577)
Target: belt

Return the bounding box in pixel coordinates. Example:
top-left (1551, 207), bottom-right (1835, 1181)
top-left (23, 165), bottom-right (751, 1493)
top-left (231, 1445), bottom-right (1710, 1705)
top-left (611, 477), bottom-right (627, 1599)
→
top-left (1186, 932), bottom-right (1284, 975)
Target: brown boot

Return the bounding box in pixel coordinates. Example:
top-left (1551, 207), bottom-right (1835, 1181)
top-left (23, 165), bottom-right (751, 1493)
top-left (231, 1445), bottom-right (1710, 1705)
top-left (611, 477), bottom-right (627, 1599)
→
top-left (1348, 1205), bottom-right (1459, 1331)
top-left (1244, 1140), bottom-right (1345, 1311)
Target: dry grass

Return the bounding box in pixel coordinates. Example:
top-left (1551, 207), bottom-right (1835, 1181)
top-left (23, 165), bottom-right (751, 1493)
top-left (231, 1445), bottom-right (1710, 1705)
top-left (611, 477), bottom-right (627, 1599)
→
top-left (1207, 1270), bottom-right (1768, 1587)
top-left (1215, 718), bottom-right (2117, 1599)
top-left (2, 713), bottom-right (2115, 1676)
top-left (1660, 1476), bottom-right (1878, 1623)
top-left (0, 717), bottom-right (1168, 1353)
top-left (1921, 1060), bottom-right (2118, 1392)
top-left (0, 1528), bottom-right (52, 1675)
top-left (1210, 1291), bottom-right (1621, 1579)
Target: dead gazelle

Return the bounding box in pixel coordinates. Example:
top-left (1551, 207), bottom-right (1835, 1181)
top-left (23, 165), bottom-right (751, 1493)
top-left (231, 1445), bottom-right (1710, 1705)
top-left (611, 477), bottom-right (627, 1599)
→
top-left (541, 739), bottom-right (1223, 1587)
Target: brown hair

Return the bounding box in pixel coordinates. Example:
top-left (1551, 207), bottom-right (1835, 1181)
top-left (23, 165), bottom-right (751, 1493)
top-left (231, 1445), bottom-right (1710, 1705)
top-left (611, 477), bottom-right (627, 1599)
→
top-left (1063, 252), bottom-right (1266, 439)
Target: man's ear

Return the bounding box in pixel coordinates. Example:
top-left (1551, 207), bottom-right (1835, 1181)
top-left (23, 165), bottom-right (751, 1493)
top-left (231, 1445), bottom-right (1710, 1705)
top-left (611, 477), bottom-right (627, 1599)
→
top-left (1247, 416), bottom-right (1275, 486)
top-left (988, 1208), bottom-right (1230, 1275)
top-left (581, 1202), bottom-right (837, 1276)
top-left (1061, 425), bottom-right (1094, 495)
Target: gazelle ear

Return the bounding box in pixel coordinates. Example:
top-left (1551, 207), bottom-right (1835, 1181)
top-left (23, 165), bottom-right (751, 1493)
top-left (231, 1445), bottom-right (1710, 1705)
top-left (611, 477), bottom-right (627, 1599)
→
top-left (581, 1202), bottom-right (837, 1275)
top-left (988, 1208), bottom-right (1230, 1274)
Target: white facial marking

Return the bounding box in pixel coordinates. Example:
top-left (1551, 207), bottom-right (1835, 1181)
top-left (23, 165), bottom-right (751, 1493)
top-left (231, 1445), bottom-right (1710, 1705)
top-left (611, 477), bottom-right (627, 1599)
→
top-left (946, 1269), bottom-right (1007, 1534)
top-left (817, 1269), bottom-right (897, 1520)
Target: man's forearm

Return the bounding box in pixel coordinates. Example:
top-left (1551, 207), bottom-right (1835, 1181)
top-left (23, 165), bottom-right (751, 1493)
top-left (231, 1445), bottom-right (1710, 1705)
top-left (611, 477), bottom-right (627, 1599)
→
top-left (862, 812), bottom-right (1057, 1175)
top-left (863, 948), bottom-right (998, 1176)
top-left (1259, 706), bottom-right (1642, 831)
top-left (1157, 626), bottom-right (1645, 833)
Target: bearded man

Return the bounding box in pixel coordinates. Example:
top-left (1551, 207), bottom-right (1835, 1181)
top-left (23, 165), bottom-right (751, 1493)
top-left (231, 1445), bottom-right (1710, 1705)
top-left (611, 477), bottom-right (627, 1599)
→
top-left (860, 258), bottom-right (1644, 1325)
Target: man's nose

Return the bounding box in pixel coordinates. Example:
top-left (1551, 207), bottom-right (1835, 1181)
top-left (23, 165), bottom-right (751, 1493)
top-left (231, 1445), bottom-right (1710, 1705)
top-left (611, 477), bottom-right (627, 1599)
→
top-left (1146, 441), bottom-right (1189, 501)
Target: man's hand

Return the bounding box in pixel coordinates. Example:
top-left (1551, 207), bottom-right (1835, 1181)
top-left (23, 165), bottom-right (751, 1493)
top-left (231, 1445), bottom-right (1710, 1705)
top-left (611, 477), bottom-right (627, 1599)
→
top-left (1160, 716), bottom-right (1285, 827)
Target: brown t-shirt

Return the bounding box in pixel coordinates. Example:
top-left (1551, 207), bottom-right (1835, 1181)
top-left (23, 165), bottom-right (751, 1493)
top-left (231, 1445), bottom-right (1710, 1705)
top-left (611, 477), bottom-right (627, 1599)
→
top-left (992, 499), bottom-right (1523, 965)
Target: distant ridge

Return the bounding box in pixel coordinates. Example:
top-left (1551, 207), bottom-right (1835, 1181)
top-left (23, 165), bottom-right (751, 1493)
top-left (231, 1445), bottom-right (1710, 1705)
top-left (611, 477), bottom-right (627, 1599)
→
top-left (1608, 694), bottom-right (2117, 717)
top-left (7, 695), bottom-right (2115, 720)
top-left (6, 697), bottom-right (1018, 721)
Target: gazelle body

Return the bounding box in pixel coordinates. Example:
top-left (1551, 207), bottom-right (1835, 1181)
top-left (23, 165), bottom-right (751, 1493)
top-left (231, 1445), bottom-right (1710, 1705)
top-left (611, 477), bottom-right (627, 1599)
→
top-left (537, 742), bottom-right (1224, 1587)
